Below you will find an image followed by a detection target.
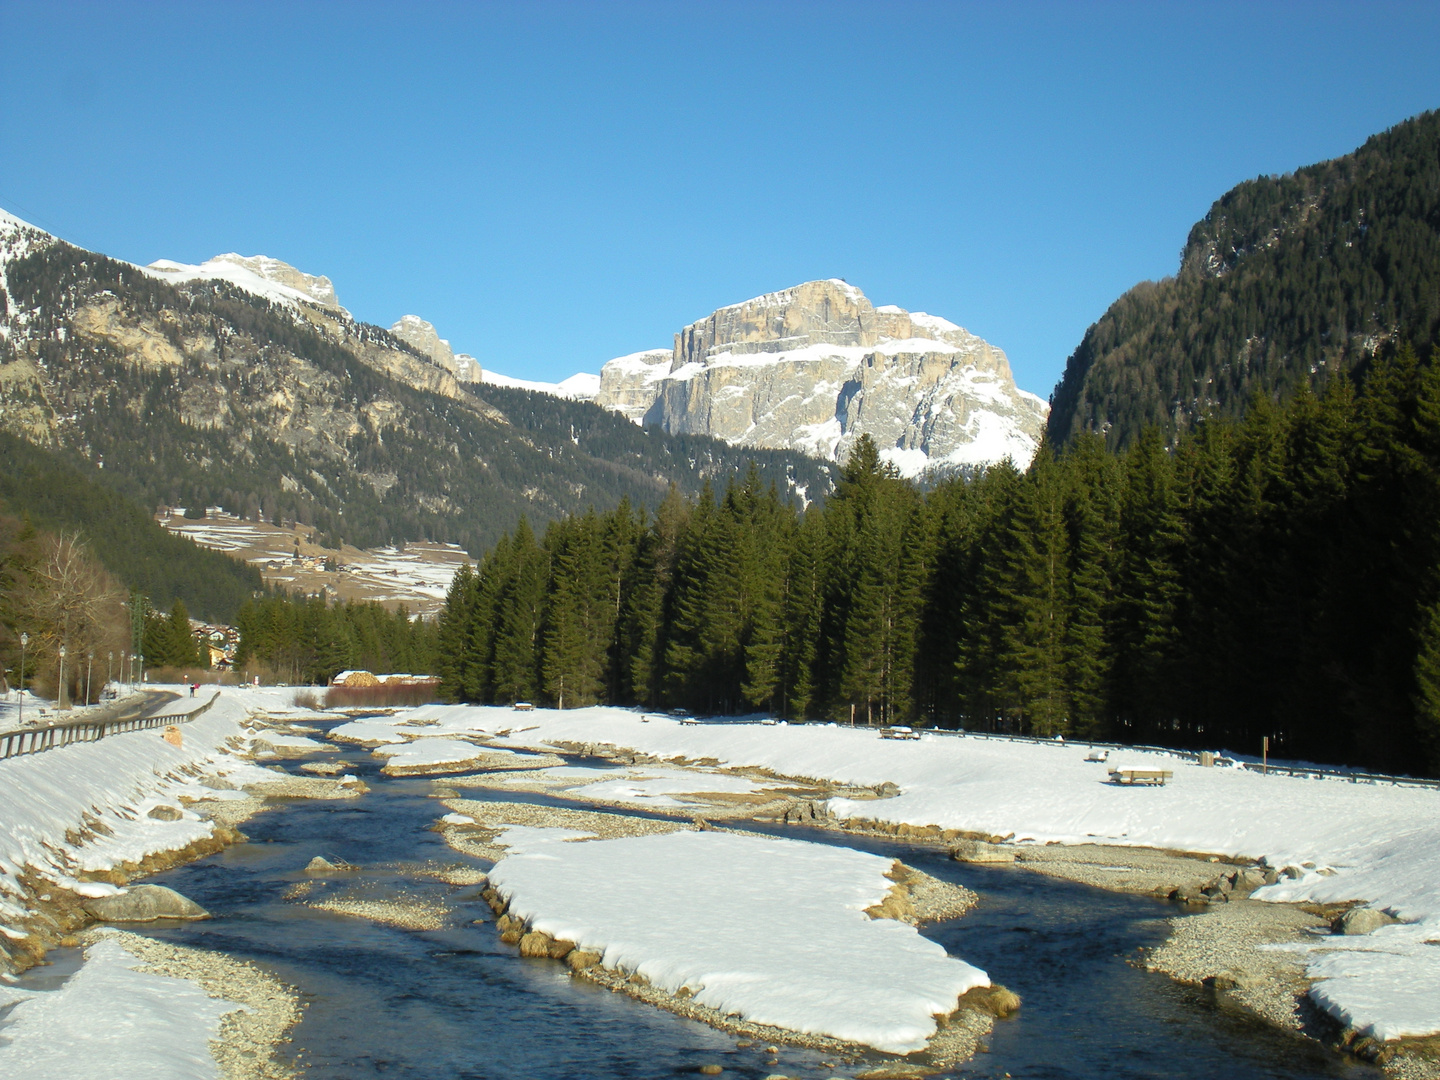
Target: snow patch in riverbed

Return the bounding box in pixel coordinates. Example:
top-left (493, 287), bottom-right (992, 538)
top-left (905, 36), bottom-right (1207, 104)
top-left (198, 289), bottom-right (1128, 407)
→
top-left (488, 827), bottom-right (988, 1053)
top-left (373, 737), bottom-right (503, 769)
top-left (495, 763), bottom-right (766, 808)
top-left (0, 937), bottom-right (240, 1079)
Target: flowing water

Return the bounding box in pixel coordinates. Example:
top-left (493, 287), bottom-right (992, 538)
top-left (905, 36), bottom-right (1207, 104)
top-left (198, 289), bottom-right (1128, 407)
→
top-left (26, 729), bottom-right (1380, 1079)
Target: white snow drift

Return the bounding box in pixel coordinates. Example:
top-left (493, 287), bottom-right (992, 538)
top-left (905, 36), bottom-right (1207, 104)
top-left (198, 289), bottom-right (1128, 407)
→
top-left (489, 826), bottom-right (988, 1052)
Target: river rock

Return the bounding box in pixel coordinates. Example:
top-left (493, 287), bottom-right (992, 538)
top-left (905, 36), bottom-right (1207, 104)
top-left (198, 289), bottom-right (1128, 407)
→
top-left (873, 781), bottom-right (902, 798)
top-left (1233, 867), bottom-right (1268, 895)
top-left (1334, 907), bottom-right (1398, 935)
top-left (84, 884), bottom-right (208, 922)
top-left (1170, 882), bottom-right (1210, 905)
top-left (780, 799), bottom-right (830, 825)
top-left (949, 839), bottom-right (1015, 864)
top-left (1202, 972), bottom-right (1253, 991)
top-left (146, 805), bottom-right (183, 821)
top-left (305, 856), bottom-right (339, 873)
top-left (856, 1064), bottom-right (940, 1079)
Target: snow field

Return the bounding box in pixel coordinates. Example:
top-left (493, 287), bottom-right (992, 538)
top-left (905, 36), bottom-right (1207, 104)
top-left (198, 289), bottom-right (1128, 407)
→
top-left (372, 737), bottom-right (506, 770)
top-left (381, 702), bottom-right (1440, 1043)
top-left (0, 937), bottom-right (239, 1080)
top-left (488, 827), bottom-right (989, 1053)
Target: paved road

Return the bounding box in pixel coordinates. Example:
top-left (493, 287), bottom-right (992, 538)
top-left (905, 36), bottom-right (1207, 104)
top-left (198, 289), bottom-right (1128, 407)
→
top-left (0, 688), bottom-right (180, 735)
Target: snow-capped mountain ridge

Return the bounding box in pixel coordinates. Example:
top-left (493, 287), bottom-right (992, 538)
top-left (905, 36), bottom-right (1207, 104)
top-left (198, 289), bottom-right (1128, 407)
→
top-left (590, 280), bottom-right (1048, 477)
top-left (146, 253), bottom-right (342, 312)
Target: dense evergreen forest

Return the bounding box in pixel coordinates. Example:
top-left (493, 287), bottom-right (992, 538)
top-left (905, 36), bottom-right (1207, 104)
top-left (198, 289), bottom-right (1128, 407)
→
top-left (1049, 110), bottom-right (1440, 450)
top-left (0, 433), bottom-right (262, 622)
top-left (437, 345), bottom-right (1440, 777)
top-left (0, 242), bottom-right (831, 557)
top-left (232, 594), bottom-right (439, 685)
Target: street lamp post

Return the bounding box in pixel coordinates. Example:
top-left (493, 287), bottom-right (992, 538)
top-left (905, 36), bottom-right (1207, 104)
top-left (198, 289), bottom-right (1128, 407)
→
top-left (107, 651), bottom-right (113, 693)
top-left (138, 654), bottom-right (144, 685)
top-left (86, 652), bottom-right (94, 707)
top-left (18, 632), bottom-right (27, 727)
top-left (58, 644), bottom-right (68, 710)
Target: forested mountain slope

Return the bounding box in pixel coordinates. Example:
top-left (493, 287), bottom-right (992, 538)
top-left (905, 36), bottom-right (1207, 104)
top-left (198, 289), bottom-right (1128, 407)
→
top-left (0, 433), bottom-right (262, 622)
top-left (1048, 109), bottom-right (1440, 448)
top-left (0, 221), bottom-right (832, 560)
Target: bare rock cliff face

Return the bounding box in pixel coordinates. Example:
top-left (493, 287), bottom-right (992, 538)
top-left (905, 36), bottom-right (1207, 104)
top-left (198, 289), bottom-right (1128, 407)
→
top-left (208, 254), bottom-right (340, 310)
top-left (389, 315), bottom-right (482, 383)
top-left (591, 349), bottom-right (672, 421)
top-left (594, 280), bottom-right (1047, 476)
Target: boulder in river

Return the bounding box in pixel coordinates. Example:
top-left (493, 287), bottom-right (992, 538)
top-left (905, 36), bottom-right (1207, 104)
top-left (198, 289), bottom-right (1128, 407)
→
top-left (84, 884), bottom-right (208, 922)
top-left (949, 839), bottom-right (1015, 864)
top-left (1333, 907), bottom-right (1398, 935)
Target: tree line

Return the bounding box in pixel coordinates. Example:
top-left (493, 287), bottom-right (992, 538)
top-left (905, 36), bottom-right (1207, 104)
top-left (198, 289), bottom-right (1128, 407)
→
top-left (233, 594), bottom-right (439, 685)
top-left (437, 345), bottom-right (1440, 777)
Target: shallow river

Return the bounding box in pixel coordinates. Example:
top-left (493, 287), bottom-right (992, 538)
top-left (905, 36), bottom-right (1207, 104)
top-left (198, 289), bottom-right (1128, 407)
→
top-left (112, 731), bottom-right (1380, 1078)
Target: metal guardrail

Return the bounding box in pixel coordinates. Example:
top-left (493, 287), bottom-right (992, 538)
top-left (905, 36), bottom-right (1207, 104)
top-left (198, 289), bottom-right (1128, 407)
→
top-left (0, 691), bottom-right (220, 760)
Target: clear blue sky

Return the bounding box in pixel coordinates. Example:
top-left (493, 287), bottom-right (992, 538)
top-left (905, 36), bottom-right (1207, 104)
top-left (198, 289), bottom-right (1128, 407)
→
top-left (2, 2), bottom-right (1438, 397)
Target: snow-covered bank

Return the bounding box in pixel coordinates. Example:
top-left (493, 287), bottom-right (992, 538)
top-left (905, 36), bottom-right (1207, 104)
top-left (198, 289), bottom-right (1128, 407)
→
top-left (0, 686), bottom-right (333, 1079)
top-left (487, 826), bottom-right (988, 1053)
top-left (0, 937), bottom-right (240, 1080)
top-left (0, 688), bottom-right (268, 930)
top-left (358, 703), bottom-right (1440, 1045)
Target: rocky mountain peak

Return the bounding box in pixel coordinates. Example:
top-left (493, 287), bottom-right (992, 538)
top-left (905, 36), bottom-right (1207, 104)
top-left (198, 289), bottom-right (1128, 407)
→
top-left (593, 281), bottom-right (1047, 476)
top-left (145, 252), bottom-right (342, 312)
top-left (390, 315), bottom-right (454, 366)
top-left (206, 254), bottom-right (340, 309)
top-left (389, 315), bottom-right (482, 383)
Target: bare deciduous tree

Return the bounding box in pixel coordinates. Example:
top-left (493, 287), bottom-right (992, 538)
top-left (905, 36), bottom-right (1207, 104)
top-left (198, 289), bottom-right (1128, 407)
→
top-left (12, 532), bottom-right (126, 707)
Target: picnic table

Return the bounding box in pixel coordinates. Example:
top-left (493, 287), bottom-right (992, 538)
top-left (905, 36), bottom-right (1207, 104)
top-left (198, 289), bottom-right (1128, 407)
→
top-left (880, 726), bottom-right (922, 740)
top-left (1109, 767), bottom-right (1173, 785)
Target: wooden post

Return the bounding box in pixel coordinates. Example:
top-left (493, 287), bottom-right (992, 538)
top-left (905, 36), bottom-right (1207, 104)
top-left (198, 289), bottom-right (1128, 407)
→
top-left (850, 703), bottom-right (855, 727)
top-left (1262, 736), bottom-right (1269, 775)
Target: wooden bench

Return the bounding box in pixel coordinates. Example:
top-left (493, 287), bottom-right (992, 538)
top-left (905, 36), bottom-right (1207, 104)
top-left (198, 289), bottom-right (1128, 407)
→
top-left (1109, 767), bottom-right (1173, 786)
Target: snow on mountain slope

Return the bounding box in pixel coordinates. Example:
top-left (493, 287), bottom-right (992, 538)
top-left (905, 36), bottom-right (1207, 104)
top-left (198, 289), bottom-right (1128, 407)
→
top-left (481, 368), bottom-right (600, 399)
top-left (145, 253), bottom-right (342, 312)
top-left (0, 209), bottom-right (54, 311)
